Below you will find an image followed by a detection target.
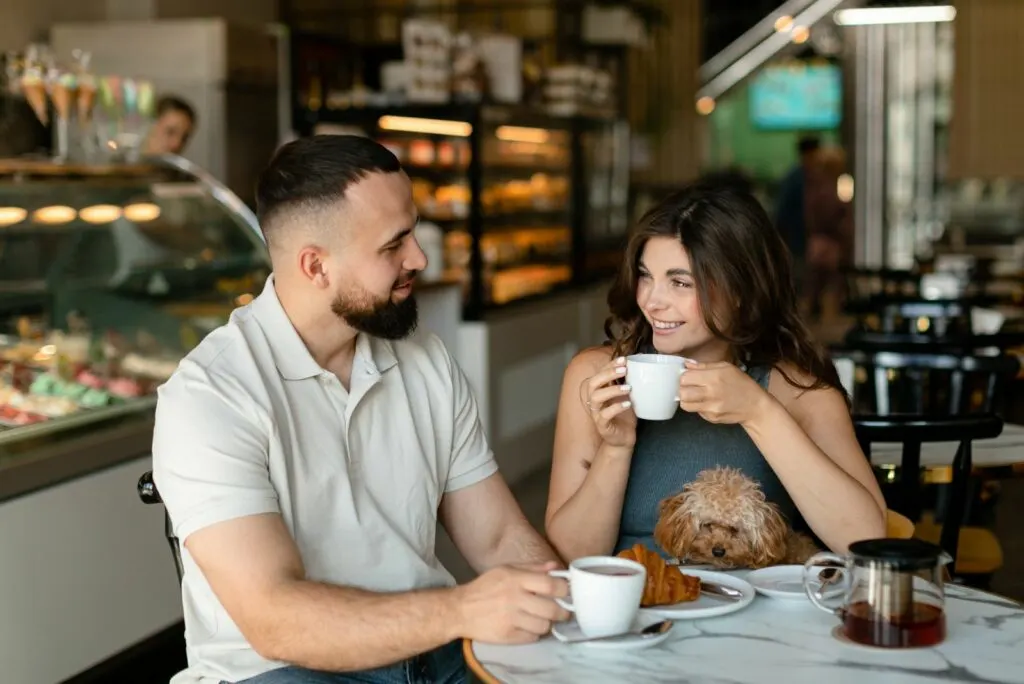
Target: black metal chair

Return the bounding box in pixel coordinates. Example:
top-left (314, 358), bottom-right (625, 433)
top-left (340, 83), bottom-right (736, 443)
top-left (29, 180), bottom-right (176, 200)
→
top-left (138, 470), bottom-right (184, 584)
top-left (830, 347), bottom-right (1020, 417)
top-left (854, 414), bottom-right (1003, 580)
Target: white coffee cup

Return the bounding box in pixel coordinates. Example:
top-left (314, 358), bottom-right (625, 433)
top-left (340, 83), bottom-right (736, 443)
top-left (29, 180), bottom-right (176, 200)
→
top-left (549, 556), bottom-right (646, 638)
top-left (626, 353), bottom-right (688, 421)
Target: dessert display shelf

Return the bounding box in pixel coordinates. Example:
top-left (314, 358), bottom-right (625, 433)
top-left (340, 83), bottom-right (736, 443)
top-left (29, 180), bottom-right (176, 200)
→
top-left (0, 154), bottom-right (268, 500)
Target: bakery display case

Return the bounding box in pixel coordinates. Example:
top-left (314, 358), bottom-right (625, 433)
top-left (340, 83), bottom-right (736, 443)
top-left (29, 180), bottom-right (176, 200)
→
top-left (308, 103), bottom-right (627, 318)
top-left (0, 155), bottom-right (269, 500)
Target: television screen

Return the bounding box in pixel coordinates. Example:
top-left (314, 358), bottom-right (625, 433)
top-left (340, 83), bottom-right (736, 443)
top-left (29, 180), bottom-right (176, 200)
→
top-left (749, 63), bottom-right (842, 130)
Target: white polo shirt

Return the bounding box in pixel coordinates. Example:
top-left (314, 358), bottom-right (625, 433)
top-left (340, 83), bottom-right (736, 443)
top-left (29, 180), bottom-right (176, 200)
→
top-left (152, 276), bottom-right (498, 684)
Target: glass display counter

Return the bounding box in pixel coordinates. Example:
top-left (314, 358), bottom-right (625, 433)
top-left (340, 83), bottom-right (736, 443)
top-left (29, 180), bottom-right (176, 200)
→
top-left (0, 155), bottom-right (269, 500)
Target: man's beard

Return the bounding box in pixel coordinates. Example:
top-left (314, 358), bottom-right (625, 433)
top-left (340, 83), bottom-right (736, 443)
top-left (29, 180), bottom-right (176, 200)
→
top-left (330, 280), bottom-right (419, 340)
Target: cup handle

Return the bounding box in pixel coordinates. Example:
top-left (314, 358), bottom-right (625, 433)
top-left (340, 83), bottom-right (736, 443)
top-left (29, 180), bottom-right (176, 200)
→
top-left (548, 569), bottom-right (574, 612)
top-left (803, 552), bottom-right (847, 616)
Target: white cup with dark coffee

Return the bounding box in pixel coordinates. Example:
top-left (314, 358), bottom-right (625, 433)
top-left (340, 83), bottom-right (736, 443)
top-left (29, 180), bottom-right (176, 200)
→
top-left (625, 353), bottom-right (689, 421)
top-left (549, 556), bottom-right (647, 638)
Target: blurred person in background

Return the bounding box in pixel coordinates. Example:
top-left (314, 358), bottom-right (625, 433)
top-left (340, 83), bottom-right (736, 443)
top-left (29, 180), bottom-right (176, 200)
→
top-left (144, 94), bottom-right (196, 156)
top-left (775, 136), bottom-right (820, 288)
top-left (804, 146), bottom-right (853, 320)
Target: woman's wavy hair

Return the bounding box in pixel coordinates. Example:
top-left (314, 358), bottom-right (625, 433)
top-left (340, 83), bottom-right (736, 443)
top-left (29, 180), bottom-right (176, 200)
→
top-left (604, 180), bottom-right (844, 397)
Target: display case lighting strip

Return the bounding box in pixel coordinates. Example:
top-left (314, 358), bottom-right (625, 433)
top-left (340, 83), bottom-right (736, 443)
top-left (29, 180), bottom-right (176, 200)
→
top-left (378, 116), bottom-right (472, 137)
top-left (495, 126), bottom-right (550, 144)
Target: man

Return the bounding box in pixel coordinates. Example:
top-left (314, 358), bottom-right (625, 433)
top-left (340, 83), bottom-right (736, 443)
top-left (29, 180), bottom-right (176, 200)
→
top-left (144, 95), bottom-right (196, 155)
top-left (774, 135), bottom-right (820, 285)
top-left (152, 134), bottom-right (568, 684)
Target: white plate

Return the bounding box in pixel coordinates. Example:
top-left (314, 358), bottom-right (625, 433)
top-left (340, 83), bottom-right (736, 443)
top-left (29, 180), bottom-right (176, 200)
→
top-left (644, 569), bottom-right (756, 620)
top-left (551, 609), bottom-right (671, 650)
top-left (746, 565), bottom-right (845, 601)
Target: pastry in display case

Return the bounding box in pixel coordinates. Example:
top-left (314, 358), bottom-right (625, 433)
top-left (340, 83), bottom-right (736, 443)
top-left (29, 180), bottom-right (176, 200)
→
top-left (307, 104), bottom-right (576, 317)
top-left (0, 155), bottom-right (268, 483)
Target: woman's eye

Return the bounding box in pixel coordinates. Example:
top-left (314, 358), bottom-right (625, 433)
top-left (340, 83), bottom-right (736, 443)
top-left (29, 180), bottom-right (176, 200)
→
top-left (638, 272), bottom-right (652, 281)
top-left (673, 280), bottom-right (693, 289)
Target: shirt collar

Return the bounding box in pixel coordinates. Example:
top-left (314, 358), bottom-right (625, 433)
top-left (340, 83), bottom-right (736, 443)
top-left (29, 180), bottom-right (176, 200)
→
top-left (251, 275), bottom-right (398, 381)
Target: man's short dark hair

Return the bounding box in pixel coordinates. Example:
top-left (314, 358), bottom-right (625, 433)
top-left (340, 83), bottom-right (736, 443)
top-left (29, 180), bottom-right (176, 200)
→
top-left (797, 136), bottom-right (820, 155)
top-left (255, 134), bottom-right (403, 244)
top-left (156, 95), bottom-right (196, 124)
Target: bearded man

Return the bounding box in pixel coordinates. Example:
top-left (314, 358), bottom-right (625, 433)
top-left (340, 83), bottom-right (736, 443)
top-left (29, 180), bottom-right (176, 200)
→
top-left (152, 134), bottom-right (567, 684)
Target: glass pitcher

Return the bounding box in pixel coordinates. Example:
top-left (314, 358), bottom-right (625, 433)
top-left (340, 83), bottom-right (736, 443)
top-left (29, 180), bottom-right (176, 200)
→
top-left (803, 538), bottom-right (952, 648)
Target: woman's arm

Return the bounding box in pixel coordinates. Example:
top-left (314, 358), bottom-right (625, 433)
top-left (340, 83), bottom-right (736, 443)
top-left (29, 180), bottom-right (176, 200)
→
top-left (545, 348), bottom-right (634, 561)
top-left (747, 369), bottom-right (887, 552)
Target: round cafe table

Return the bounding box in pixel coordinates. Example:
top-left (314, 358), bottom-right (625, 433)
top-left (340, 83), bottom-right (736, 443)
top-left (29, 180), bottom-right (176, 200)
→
top-left (464, 575), bottom-right (1024, 683)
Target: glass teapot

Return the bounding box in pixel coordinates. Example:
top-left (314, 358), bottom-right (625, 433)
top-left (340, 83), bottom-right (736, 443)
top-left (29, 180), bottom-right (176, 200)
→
top-left (803, 538), bottom-right (952, 648)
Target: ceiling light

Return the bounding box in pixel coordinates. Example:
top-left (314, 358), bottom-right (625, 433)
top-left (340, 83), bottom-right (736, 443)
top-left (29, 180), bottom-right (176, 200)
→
top-left (32, 205), bottom-right (76, 225)
top-left (774, 15), bottom-right (794, 32)
top-left (0, 207), bottom-right (27, 227)
top-left (696, 96), bottom-right (716, 115)
top-left (79, 204), bottom-right (123, 224)
top-left (124, 202), bottom-right (162, 222)
top-left (791, 26), bottom-right (810, 43)
top-left (834, 5), bottom-right (955, 26)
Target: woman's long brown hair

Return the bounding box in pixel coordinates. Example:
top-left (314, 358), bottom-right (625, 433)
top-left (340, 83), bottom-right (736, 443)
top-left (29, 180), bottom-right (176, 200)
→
top-left (604, 180), bottom-right (845, 396)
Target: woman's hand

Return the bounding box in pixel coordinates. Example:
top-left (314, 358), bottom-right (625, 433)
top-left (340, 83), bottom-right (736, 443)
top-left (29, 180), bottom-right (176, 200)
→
top-left (581, 357), bottom-right (637, 448)
top-left (677, 360), bottom-right (772, 426)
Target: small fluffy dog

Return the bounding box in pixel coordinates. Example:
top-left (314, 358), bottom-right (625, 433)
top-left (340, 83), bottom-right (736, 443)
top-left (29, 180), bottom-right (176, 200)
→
top-left (653, 466), bottom-right (819, 569)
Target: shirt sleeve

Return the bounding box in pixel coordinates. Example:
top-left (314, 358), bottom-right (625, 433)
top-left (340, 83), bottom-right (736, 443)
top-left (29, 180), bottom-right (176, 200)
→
top-left (152, 359), bottom-right (280, 542)
top-left (445, 356), bottom-right (499, 493)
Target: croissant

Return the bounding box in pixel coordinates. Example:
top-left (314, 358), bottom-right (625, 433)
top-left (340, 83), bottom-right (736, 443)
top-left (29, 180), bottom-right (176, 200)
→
top-left (617, 543), bottom-right (701, 606)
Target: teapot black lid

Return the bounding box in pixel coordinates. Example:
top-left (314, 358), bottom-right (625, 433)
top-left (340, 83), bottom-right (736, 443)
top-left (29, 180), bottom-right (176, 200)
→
top-left (848, 538), bottom-right (946, 570)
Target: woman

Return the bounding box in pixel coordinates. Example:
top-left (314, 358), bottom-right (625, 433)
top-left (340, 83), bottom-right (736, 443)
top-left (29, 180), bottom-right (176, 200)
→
top-left (545, 181), bottom-right (885, 562)
top-left (144, 95), bottom-right (196, 156)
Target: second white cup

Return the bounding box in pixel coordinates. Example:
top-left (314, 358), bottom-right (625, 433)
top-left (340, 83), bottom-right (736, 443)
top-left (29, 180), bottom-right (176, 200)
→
top-left (626, 353), bottom-right (687, 421)
top-left (549, 556), bottom-right (646, 638)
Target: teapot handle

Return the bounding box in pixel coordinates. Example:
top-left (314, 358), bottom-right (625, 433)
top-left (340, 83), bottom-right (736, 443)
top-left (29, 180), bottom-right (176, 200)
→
top-left (803, 552), bottom-right (849, 616)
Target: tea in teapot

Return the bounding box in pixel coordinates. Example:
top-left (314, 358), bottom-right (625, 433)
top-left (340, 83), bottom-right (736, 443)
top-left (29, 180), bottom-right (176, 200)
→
top-left (803, 538), bottom-right (952, 648)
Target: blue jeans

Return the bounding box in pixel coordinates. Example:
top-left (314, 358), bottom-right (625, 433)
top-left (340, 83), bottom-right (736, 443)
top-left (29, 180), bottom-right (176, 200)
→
top-left (230, 640), bottom-right (466, 684)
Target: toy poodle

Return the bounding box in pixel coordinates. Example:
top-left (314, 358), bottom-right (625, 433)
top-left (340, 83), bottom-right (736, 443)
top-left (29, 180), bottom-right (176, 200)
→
top-left (653, 466), bottom-right (819, 569)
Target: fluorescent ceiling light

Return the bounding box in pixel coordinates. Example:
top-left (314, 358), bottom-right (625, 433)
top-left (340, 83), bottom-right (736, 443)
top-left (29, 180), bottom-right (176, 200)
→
top-left (834, 5), bottom-right (955, 26)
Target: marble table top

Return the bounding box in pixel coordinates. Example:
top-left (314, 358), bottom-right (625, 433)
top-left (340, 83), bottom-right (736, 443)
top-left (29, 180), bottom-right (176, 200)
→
top-left (871, 423), bottom-right (1024, 469)
top-left (470, 577), bottom-right (1024, 683)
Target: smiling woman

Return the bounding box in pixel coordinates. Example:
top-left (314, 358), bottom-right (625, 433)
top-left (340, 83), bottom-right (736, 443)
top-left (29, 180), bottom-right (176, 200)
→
top-left (544, 180), bottom-right (887, 566)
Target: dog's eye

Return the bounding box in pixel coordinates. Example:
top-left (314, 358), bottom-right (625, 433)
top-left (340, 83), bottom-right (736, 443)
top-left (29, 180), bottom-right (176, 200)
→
top-left (700, 522), bottom-right (712, 530)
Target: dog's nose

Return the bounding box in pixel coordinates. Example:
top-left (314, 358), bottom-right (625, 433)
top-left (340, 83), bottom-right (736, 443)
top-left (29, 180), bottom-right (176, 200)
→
top-left (712, 546), bottom-right (726, 558)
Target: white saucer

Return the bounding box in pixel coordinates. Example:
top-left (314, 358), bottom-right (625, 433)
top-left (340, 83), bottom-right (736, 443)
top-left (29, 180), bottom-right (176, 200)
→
top-left (644, 569), bottom-right (756, 620)
top-left (746, 565), bottom-right (845, 601)
top-left (551, 610), bottom-right (671, 650)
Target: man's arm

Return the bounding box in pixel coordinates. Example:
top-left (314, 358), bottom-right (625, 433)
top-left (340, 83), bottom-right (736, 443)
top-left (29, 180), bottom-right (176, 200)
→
top-left (186, 514), bottom-right (463, 670)
top-left (439, 472), bottom-right (562, 573)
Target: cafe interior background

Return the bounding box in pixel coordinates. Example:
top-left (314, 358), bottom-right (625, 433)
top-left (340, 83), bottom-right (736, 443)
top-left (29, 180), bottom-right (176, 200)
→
top-left (1, 0), bottom-right (1023, 681)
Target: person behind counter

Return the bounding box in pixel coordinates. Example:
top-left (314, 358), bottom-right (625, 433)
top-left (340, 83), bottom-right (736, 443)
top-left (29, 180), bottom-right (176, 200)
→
top-left (545, 180), bottom-right (886, 562)
top-left (143, 94), bottom-right (196, 155)
top-left (152, 134), bottom-right (568, 684)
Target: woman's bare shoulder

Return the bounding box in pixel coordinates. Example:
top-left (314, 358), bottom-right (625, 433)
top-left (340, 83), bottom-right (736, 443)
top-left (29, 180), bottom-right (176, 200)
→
top-left (769, 362), bottom-right (846, 410)
top-left (567, 345), bottom-right (616, 376)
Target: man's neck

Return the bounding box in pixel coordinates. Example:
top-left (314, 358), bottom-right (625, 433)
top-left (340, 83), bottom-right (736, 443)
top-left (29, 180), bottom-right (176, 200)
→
top-left (276, 280), bottom-right (358, 378)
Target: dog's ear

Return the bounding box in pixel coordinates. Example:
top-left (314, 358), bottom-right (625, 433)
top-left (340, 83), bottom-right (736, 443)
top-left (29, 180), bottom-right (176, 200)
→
top-left (747, 501), bottom-right (790, 568)
top-left (654, 491), bottom-right (699, 559)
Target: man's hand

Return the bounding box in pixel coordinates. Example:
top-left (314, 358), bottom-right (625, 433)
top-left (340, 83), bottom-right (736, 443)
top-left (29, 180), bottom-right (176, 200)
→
top-left (452, 562), bottom-right (570, 644)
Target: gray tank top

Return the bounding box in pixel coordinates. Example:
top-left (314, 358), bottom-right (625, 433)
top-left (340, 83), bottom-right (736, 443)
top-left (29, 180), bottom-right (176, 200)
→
top-left (614, 363), bottom-right (807, 556)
